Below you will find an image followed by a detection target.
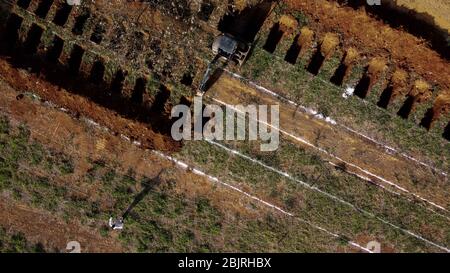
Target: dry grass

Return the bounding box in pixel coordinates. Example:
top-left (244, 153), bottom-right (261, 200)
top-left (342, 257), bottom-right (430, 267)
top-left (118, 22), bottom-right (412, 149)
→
top-left (410, 80), bottom-right (432, 102)
top-left (320, 33), bottom-right (339, 58)
top-left (367, 57), bottom-right (387, 76)
top-left (279, 14), bottom-right (299, 33)
top-left (343, 47), bottom-right (358, 65)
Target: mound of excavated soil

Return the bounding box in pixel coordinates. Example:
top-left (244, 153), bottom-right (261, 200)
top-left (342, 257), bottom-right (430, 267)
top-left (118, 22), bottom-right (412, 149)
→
top-left (286, 0), bottom-right (450, 90)
top-left (388, 0), bottom-right (450, 33)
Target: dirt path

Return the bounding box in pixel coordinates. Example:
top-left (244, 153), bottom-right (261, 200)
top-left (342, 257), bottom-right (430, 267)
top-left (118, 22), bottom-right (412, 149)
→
top-left (207, 74), bottom-right (449, 211)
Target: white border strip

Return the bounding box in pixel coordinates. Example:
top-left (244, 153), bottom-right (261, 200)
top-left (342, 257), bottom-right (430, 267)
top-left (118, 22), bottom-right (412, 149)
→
top-left (206, 140), bottom-right (450, 253)
top-left (223, 70), bottom-right (448, 177)
top-left (152, 151), bottom-right (373, 253)
top-left (1, 91), bottom-right (373, 253)
top-left (211, 97), bottom-right (448, 213)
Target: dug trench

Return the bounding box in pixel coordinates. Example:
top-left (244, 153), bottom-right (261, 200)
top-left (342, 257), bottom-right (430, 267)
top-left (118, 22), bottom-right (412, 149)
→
top-left (335, 0), bottom-right (450, 60)
top-left (0, 11), bottom-right (182, 153)
top-left (218, 0), bottom-right (273, 44)
top-left (0, 68), bottom-right (369, 253)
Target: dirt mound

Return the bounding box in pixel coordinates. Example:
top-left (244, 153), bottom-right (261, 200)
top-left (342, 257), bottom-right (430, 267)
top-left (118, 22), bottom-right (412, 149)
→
top-left (387, 0), bottom-right (450, 33)
top-left (378, 69), bottom-right (409, 108)
top-left (0, 56), bottom-right (180, 152)
top-left (286, 0), bottom-right (450, 91)
top-left (421, 90), bottom-right (450, 129)
top-left (0, 2), bottom-right (184, 153)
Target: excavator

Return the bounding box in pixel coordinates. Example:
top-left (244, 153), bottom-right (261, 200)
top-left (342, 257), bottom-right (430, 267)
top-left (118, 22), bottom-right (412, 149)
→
top-left (197, 33), bottom-right (251, 96)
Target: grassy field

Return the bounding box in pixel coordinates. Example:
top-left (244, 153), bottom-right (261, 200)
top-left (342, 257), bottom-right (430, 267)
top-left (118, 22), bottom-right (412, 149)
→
top-left (234, 37), bottom-right (449, 170)
top-left (0, 114), bottom-right (355, 252)
top-left (176, 136), bottom-right (450, 252)
top-left (0, 227), bottom-right (45, 253)
top-left (1, 88), bottom-right (447, 253)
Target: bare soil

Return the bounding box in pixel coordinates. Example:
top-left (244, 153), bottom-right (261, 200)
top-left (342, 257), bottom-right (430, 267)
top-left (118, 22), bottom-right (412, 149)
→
top-left (2, 77), bottom-right (316, 252)
top-left (0, 57), bottom-right (180, 153)
top-left (207, 74), bottom-right (449, 210)
top-left (286, 0), bottom-right (450, 90)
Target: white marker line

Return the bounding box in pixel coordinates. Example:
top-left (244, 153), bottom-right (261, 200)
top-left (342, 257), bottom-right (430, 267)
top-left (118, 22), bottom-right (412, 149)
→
top-left (211, 97), bottom-right (448, 213)
top-left (7, 81), bottom-right (444, 252)
top-left (151, 151), bottom-right (372, 253)
top-left (207, 140), bottom-right (450, 253)
top-left (153, 151), bottom-right (293, 216)
top-left (3, 91), bottom-right (373, 253)
top-left (223, 69), bottom-right (448, 177)
top-left (327, 161), bottom-right (450, 221)
top-left (327, 161), bottom-right (400, 195)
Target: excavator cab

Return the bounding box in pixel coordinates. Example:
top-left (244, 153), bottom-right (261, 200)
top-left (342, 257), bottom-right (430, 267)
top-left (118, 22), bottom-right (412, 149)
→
top-left (212, 34), bottom-right (250, 66)
top-left (197, 34), bottom-right (251, 96)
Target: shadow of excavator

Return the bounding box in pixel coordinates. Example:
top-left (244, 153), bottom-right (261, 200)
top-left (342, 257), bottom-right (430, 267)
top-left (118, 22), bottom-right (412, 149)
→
top-left (121, 169), bottom-right (165, 220)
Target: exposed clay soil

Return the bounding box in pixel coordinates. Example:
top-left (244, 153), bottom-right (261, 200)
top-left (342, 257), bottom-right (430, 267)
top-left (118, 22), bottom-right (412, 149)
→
top-left (384, 0), bottom-right (450, 33)
top-left (0, 57), bottom-right (180, 153)
top-left (287, 0), bottom-right (450, 90)
top-left (0, 77), bottom-right (282, 252)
